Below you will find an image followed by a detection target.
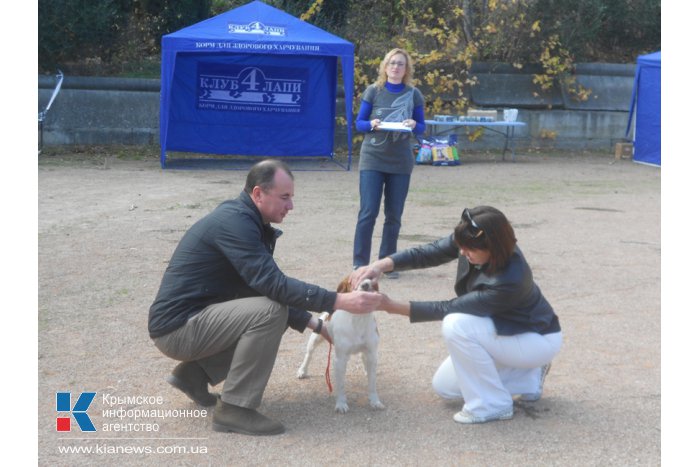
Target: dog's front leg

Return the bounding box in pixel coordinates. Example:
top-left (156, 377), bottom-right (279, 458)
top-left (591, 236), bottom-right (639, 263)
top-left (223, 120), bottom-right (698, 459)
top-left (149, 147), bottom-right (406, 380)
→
top-left (333, 351), bottom-right (351, 413)
top-left (364, 349), bottom-right (385, 410)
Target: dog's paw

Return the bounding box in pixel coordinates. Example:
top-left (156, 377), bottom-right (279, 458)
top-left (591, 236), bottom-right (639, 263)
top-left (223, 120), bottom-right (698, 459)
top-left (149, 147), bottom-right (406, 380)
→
top-left (369, 397), bottom-right (386, 410)
top-left (296, 368), bottom-right (309, 379)
top-left (334, 401), bottom-right (350, 414)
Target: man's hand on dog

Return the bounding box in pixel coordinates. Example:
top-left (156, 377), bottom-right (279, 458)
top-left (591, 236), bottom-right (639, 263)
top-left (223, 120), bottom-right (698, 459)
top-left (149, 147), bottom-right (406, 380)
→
top-left (333, 289), bottom-right (382, 314)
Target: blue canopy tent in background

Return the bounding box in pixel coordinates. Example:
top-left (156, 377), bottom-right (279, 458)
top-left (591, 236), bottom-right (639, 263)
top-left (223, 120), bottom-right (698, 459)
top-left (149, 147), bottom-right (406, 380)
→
top-left (160, 0), bottom-right (355, 169)
top-left (626, 51), bottom-right (661, 167)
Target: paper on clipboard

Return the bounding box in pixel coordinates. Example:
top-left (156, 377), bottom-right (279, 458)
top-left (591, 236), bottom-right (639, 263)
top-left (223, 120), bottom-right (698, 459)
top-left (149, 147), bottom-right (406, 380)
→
top-left (377, 121), bottom-right (412, 132)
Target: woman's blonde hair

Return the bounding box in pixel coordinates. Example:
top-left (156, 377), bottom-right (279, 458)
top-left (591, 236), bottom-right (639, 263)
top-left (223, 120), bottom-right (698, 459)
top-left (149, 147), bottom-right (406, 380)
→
top-left (375, 48), bottom-right (414, 88)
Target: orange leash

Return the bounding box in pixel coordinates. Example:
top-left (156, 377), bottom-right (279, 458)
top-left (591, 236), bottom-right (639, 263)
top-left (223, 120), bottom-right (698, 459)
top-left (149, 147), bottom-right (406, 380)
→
top-left (325, 342), bottom-right (333, 393)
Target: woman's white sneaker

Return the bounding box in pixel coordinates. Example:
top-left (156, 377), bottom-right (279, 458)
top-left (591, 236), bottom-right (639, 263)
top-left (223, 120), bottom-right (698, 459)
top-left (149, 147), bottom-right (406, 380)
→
top-left (518, 363), bottom-right (551, 402)
top-left (453, 408), bottom-right (513, 424)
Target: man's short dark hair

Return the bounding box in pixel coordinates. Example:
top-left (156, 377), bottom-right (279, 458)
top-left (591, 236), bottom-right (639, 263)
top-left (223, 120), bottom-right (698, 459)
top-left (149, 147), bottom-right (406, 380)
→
top-left (244, 160), bottom-right (294, 194)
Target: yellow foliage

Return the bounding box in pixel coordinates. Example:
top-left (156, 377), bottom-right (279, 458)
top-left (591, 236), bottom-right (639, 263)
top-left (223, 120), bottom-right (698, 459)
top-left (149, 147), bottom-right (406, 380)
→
top-left (539, 129), bottom-right (558, 140)
top-left (467, 127), bottom-right (485, 142)
top-left (300, 0), bottom-right (324, 22)
top-left (339, 0), bottom-right (590, 120)
top-left (530, 34), bottom-right (590, 99)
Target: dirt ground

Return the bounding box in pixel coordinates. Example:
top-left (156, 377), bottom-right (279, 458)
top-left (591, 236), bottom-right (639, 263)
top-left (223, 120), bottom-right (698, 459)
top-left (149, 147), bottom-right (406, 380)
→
top-left (38, 151), bottom-right (660, 466)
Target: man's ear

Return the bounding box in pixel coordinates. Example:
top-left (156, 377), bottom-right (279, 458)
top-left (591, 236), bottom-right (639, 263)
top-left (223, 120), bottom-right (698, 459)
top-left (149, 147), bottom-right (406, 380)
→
top-left (251, 186), bottom-right (263, 203)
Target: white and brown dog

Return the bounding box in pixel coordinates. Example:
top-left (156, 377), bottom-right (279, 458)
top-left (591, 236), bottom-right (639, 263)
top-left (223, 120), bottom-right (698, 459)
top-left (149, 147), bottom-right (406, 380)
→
top-left (296, 277), bottom-right (384, 413)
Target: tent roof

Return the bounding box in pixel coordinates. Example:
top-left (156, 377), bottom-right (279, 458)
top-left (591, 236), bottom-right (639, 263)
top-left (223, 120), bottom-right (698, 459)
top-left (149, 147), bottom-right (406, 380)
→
top-left (159, 0), bottom-right (356, 168)
top-left (638, 51), bottom-right (661, 67)
top-left (162, 0), bottom-right (353, 56)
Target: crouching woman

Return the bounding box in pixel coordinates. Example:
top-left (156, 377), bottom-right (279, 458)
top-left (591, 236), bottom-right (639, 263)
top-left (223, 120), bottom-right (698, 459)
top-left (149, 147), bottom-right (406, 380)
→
top-left (351, 206), bottom-right (562, 424)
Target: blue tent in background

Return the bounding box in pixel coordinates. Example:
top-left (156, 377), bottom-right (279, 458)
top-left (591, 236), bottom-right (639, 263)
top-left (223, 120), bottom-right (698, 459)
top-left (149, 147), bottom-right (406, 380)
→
top-left (160, 0), bottom-right (355, 169)
top-left (626, 51), bottom-right (661, 167)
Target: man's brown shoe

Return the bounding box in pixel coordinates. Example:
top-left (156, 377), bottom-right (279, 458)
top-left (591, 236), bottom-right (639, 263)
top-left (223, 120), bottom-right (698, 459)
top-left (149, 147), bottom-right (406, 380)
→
top-left (212, 399), bottom-right (285, 436)
top-left (167, 361), bottom-right (218, 407)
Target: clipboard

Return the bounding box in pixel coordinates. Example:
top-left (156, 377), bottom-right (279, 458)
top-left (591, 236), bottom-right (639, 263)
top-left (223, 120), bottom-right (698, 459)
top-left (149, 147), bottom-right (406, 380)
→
top-left (377, 122), bottom-right (412, 132)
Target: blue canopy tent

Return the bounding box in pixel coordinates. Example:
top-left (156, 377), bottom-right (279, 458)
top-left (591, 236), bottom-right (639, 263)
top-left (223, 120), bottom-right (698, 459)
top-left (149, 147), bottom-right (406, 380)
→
top-left (626, 51), bottom-right (661, 167)
top-left (160, 0), bottom-right (355, 169)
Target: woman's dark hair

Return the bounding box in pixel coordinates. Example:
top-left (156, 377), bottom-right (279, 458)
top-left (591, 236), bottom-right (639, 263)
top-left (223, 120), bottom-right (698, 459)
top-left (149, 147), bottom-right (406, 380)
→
top-left (244, 159), bottom-right (294, 194)
top-left (454, 206), bottom-right (517, 274)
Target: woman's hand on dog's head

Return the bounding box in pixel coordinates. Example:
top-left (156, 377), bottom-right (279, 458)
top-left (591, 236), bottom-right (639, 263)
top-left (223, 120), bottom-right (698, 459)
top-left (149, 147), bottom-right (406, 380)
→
top-left (349, 267), bottom-right (373, 289)
top-left (350, 259), bottom-right (393, 289)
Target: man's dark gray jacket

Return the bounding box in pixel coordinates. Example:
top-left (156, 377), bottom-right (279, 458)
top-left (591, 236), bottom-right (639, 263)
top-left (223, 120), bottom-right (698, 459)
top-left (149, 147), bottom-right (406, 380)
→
top-left (148, 191), bottom-right (337, 338)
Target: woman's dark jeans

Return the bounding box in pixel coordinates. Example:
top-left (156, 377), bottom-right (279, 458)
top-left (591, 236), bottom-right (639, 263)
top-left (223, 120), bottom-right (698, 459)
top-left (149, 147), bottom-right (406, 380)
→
top-left (353, 169), bottom-right (411, 267)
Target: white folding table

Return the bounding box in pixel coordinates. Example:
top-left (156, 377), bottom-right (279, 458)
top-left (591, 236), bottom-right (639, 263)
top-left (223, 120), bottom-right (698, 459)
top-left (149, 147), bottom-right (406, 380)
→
top-left (424, 120), bottom-right (527, 161)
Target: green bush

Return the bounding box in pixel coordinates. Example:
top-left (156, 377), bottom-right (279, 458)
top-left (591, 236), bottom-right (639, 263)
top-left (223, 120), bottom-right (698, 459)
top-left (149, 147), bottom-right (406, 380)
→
top-left (38, 0), bottom-right (126, 71)
top-left (138, 0), bottom-right (212, 39)
top-left (38, 0), bottom-right (212, 74)
top-left (38, 0), bottom-right (661, 77)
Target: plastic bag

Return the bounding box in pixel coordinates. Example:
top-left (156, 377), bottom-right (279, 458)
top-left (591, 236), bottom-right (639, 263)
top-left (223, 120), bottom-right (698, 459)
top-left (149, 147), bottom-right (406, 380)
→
top-left (415, 136), bottom-right (460, 166)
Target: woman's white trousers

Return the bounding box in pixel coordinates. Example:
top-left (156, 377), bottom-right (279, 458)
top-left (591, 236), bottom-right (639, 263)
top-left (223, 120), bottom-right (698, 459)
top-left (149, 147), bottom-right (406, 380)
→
top-left (432, 313), bottom-right (562, 417)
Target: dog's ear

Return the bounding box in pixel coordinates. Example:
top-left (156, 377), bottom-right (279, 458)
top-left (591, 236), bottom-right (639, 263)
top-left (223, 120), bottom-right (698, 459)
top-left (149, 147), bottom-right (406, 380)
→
top-left (336, 275), bottom-right (353, 293)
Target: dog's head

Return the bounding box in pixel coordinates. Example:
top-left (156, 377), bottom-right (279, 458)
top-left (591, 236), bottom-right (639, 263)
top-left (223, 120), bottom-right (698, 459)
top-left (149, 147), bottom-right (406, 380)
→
top-left (337, 276), bottom-right (378, 293)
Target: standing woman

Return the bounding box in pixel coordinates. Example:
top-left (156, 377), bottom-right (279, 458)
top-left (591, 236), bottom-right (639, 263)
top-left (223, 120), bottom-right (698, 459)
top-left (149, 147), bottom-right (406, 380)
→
top-left (351, 206), bottom-right (562, 424)
top-left (353, 48), bottom-right (426, 275)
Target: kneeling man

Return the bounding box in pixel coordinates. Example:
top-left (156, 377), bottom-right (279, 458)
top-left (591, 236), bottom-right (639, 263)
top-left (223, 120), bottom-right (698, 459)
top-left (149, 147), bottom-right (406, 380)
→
top-left (149, 160), bottom-right (380, 436)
